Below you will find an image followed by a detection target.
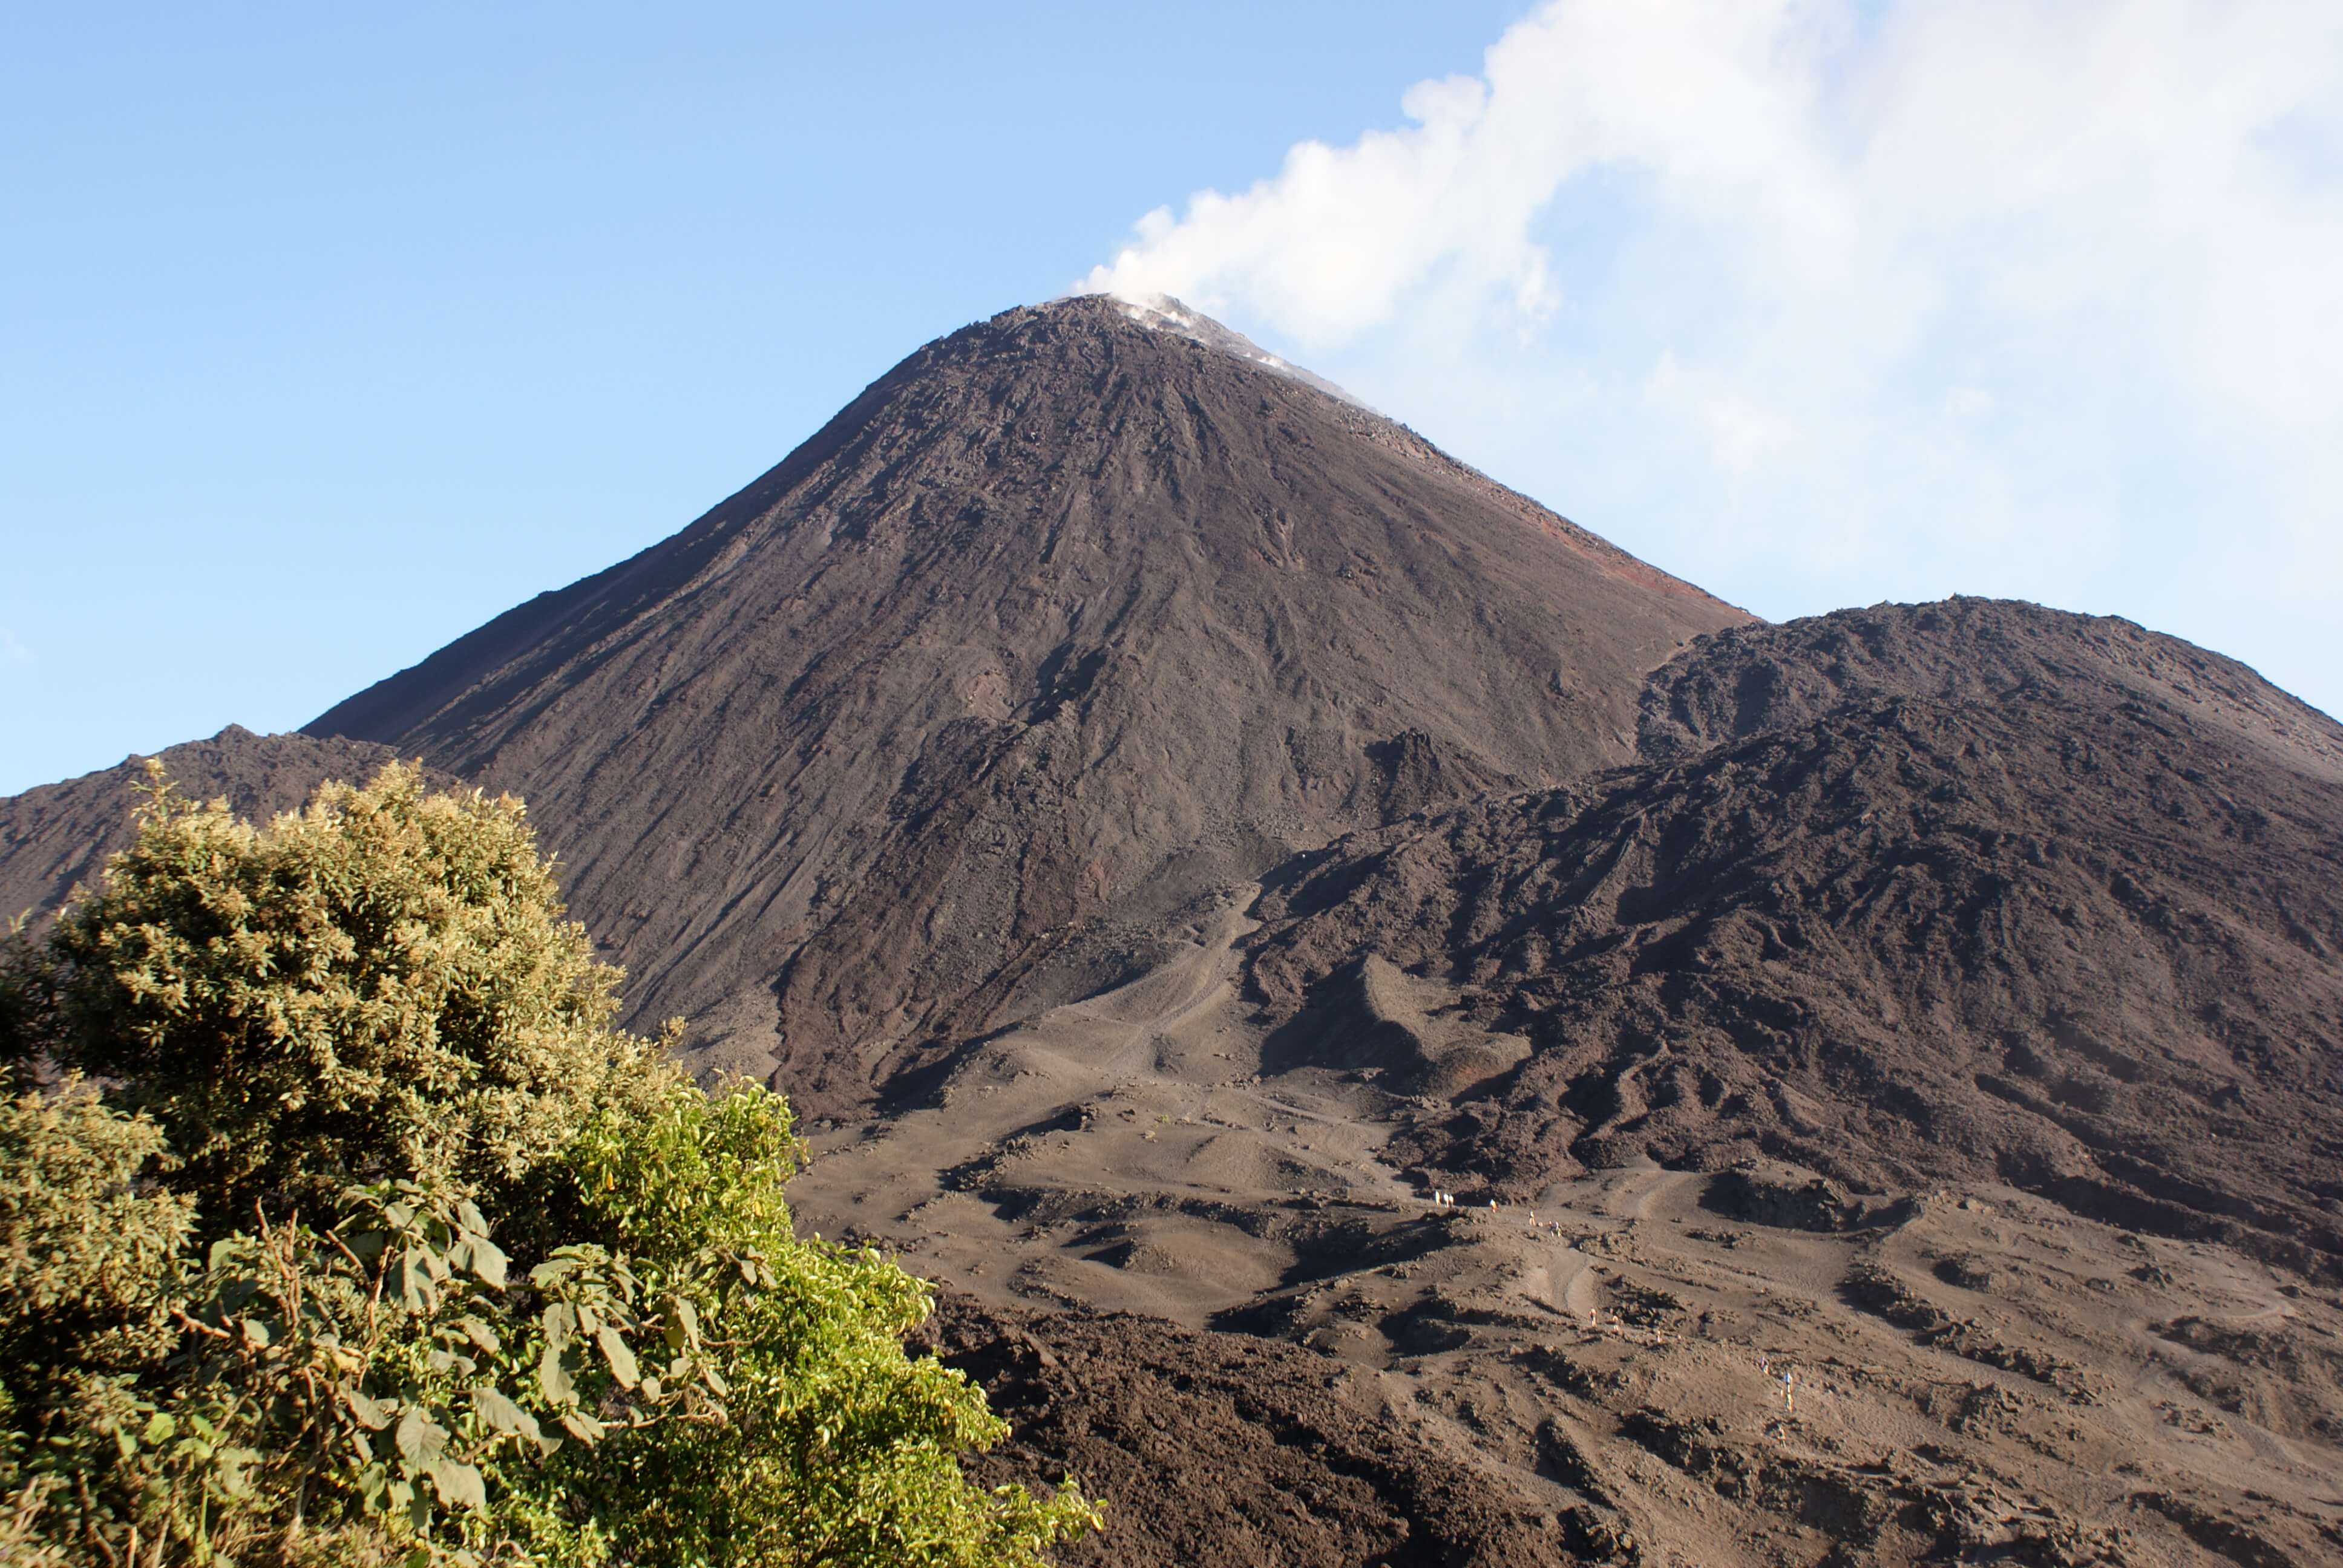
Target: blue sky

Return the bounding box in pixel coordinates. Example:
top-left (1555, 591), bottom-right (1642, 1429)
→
top-left (5, 2), bottom-right (2338, 796)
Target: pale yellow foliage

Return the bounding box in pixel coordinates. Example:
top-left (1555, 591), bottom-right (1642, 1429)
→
top-left (44, 762), bottom-right (668, 1224)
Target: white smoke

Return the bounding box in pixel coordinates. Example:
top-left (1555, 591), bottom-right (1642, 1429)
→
top-left (1081, 62), bottom-right (1564, 341)
top-left (1077, 0), bottom-right (2343, 715)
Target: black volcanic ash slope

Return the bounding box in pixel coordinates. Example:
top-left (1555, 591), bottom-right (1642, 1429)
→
top-left (306, 296), bottom-right (1748, 1109)
top-left (1638, 593), bottom-right (2343, 780)
top-left (1250, 600), bottom-right (2343, 1278)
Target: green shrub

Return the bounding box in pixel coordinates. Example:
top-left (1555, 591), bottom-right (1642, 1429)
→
top-left (0, 765), bottom-right (1100, 1566)
top-left (34, 764), bottom-right (669, 1230)
top-left (559, 1079), bottom-right (1081, 1567)
top-left (0, 1080), bottom-right (198, 1559)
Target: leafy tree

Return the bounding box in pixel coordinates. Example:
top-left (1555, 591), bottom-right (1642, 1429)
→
top-left (0, 765), bottom-right (1100, 1567)
top-left (24, 765), bottom-right (670, 1233)
top-left (558, 1079), bottom-right (1070, 1567)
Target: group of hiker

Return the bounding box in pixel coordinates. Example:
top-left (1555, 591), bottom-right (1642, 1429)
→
top-left (1426, 1187), bottom-right (1513, 1212)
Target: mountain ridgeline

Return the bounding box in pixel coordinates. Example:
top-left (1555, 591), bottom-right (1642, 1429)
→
top-left (301, 296), bottom-right (1747, 1108)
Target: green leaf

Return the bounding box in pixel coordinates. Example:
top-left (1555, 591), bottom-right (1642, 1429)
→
top-left (424, 1458), bottom-right (488, 1513)
top-left (392, 1248), bottom-right (437, 1313)
top-left (538, 1345), bottom-right (577, 1406)
top-left (142, 1413), bottom-right (177, 1445)
top-left (559, 1408), bottom-right (605, 1445)
top-left (471, 1387), bottom-right (543, 1445)
top-left (394, 1407), bottom-right (448, 1467)
top-left (474, 1235), bottom-right (510, 1287)
top-left (663, 1295), bottom-right (701, 1352)
top-left (540, 1300), bottom-right (576, 1350)
top-left (344, 1389), bottom-right (395, 1431)
top-left (455, 1198), bottom-right (489, 1235)
top-left (458, 1316), bottom-right (502, 1356)
top-left (214, 1445), bottom-right (261, 1500)
top-left (596, 1322), bottom-right (640, 1388)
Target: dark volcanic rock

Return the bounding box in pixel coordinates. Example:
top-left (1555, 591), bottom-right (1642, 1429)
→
top-left (1250, 601), bottom-right (2343, 1278)
top-left (923, 1295), bottom-right (1571, 1567)
top-left (1638, 596), bottom-right (2343, 782)
top-left (0, 726), bottom-right (428, 926)
top-left (304, 295), bottom-right (1746, 1109)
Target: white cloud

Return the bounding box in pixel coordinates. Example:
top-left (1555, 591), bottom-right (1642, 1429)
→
top-left (1643, 351), bottom-right (1801, 483)
top-left (1078, 0), bottom-right (2343, 715)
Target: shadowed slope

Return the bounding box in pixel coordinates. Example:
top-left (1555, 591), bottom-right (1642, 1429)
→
top-left (308, 296), bottom-right (1747, 1108)
top-left (1251, 602), bottom-right (2343, 1278)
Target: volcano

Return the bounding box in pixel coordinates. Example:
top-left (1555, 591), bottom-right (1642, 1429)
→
top-left (11, 301), bottom-right (2343, 1566)
top-left (304, 296), bottom-right (1746, 1109)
